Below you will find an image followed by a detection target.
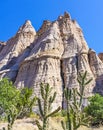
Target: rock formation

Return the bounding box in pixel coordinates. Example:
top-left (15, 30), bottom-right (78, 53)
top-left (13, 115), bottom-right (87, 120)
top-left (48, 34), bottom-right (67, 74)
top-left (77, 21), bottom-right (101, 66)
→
top-left (98, 53), bottom-right (103, 63)
top-left (0, 12), bottom-right (103, 108)
top-left (0, 20), bottom-right (36, 81)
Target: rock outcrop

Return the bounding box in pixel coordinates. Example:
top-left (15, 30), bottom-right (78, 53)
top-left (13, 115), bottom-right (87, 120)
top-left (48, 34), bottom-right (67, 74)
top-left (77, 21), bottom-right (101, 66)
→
top-left (98, 53), bottom-right (103, 63)
top-left (0, 12), bottom-right (103, 108)
top-left (0, 20), bottom-right (36, 81)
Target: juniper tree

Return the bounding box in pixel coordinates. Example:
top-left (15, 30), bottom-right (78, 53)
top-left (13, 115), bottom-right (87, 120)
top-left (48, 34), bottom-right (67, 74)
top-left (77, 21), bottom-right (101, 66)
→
top-left (85, 93), bottom-right (103, 126)
top-left (0, 78), bottom-right (36, 130)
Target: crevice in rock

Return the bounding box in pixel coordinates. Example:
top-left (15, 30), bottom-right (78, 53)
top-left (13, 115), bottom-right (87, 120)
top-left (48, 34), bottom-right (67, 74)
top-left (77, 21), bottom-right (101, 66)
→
top-left (11, 70), bottom-right (19, 83)
top-left (75, 54), bottom-right (78, 74)
top-left (88, 48), bottom-right (92, 65)
top-left (6, 57), bottom-right (18, 69)
top-left (60, 59), bottom-right (65, 109)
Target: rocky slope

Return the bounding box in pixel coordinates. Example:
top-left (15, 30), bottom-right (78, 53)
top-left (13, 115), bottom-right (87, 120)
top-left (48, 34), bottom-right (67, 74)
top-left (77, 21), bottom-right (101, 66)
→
top-left (0, 12), bottom-right (103, 108)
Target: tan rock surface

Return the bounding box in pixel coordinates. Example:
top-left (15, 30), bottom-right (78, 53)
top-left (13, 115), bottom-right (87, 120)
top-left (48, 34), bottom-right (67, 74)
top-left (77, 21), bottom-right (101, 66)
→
top-left (89, 49), bottom-right (103, 94)
top-left (98, 53), bottom-right (103, 62)
top-left (15, 21), bottom-right (63, 108)
top-left (0, 20), bottom-right (36, 81)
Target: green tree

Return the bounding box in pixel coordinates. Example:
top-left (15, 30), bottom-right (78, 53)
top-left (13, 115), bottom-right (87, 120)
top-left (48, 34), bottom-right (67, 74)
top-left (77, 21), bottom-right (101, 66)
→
top-left (17, 87), bottom-right (37, 118)
top-left (61, 71), bottom-right (92, 130)
top-left (35, 83), bottom-right (60, 130)
top-left (0, 78), bottom-right (36, 130)
top-left (85, 94), bottom-right (103, 126)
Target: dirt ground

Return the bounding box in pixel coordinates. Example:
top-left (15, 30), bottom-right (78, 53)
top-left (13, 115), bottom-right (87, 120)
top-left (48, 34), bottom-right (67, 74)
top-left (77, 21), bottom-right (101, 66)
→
top-left (0, 118), bottom-right (103, 130)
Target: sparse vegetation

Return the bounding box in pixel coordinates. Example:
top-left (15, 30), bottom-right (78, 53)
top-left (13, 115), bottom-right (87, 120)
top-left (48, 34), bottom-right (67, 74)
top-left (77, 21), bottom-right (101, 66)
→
top-left (84, 93), bottom-right (103, 127)
top-left (35, 83), bottom-right (60, 130)
top-left (61, 71), bottom-right (92, 130)
top-left (0, 78), bottom-right (36, 130)
top-left (1, 72), bottom-right (103, 130)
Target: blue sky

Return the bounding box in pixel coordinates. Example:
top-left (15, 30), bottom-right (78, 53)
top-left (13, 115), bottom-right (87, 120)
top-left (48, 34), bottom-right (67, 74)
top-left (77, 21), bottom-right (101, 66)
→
top-left (0, 0), bottom-right (103, 53)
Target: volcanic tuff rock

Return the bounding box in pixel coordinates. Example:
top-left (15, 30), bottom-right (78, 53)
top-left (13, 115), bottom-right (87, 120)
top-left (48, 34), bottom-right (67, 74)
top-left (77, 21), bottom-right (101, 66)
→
top-left (0, 20), bottom-right (36, 81)
top-left (0, 12), bottom-right (103, 108)
top-left (98, 53), bottom-right (103, 63)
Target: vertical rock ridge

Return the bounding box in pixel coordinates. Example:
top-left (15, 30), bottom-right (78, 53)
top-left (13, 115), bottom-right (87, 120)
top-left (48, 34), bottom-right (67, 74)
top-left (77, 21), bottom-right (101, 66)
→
top-left (88, 49), bottom-right (103, 94)
top-left (57, 12), bottom-right (94, 96)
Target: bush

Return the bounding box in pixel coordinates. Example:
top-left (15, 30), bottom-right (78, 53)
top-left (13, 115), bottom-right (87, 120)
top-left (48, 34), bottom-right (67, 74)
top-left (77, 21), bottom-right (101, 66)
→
top-left (0, 78), bottom-right (36, 130)
top-left (85, 94), bottom-right (103, 126)
top-left (17, 87), bottom-right (37, 119)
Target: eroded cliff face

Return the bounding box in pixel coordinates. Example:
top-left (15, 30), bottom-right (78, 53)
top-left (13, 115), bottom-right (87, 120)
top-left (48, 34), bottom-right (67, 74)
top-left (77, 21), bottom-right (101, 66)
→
top-left (0, 20), bottom-right (36, 81)
top-left (0, 12), bottom-right (103, 108)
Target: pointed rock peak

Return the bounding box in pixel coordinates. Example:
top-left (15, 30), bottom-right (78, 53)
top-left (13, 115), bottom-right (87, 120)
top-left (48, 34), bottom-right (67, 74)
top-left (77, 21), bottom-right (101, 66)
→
top-left (89, 48), bottom-right (96, 53)
top-left (17, 20), bottom-right (36, 35)
top-left (57, 12), bottom-right (71, 21)
top-left (40, 20), bottom-right (51, 29)
top-left (57, 15), bottom-right (63, 20)
top-left (43, 20), bottom-right (51, 25)
top-left (37, 20), bottom-right (51, 36)
top-left (25, 20), bottom-right (32, 25)
top-left (64, 12), bottom-right (71, 19)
